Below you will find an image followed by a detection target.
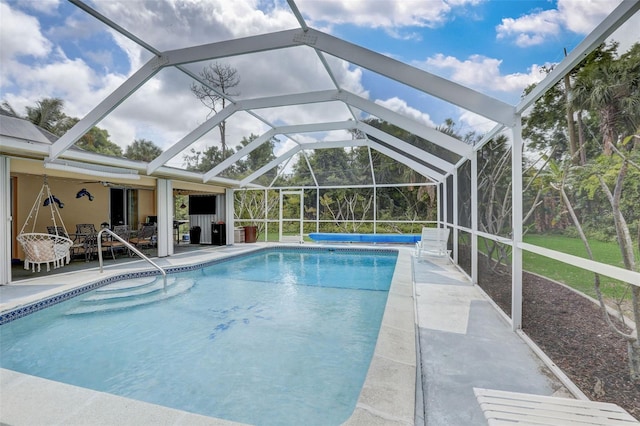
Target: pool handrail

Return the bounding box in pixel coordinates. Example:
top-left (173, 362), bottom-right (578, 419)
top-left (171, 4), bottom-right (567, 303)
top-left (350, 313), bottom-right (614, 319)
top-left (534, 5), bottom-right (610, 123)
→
top-left (97, 228), bottom-right (167, 290)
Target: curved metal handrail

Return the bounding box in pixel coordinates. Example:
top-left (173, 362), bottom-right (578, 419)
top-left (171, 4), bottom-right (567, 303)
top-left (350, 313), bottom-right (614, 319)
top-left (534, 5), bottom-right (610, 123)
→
top-left (97, 228), bottom-right (167, 290)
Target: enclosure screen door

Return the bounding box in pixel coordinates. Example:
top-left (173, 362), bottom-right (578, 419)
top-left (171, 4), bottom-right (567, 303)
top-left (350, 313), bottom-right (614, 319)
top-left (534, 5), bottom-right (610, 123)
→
top-left (279, 190), bottom-right (303, 243)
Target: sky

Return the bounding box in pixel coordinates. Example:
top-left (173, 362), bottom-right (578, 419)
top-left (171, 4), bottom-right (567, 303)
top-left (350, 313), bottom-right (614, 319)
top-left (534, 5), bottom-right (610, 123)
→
top-left (1, 0), bottom-right (638, 169)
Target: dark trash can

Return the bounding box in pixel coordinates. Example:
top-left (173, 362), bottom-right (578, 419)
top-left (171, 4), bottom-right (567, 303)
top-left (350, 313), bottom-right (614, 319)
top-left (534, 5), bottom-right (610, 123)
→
top-left (190, 226), bottom-right (201, 244)
top-left (244, 226), bottom-right (258, 243)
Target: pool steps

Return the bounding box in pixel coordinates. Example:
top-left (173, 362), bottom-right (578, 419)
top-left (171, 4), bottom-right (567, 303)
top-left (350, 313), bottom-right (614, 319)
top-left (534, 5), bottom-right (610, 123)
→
top-left (83, 277), bottom-right (175, 301)
top-left (65, 276), bottom-right (194, 315)
top-left (92, 276), bottom-right (158, 292)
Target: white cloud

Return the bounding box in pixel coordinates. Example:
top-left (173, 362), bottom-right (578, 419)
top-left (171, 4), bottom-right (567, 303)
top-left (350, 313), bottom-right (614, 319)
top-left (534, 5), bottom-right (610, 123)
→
top-left (496, 0), bottom-right (621, 47)
top-left (375, 97), bottom-right (436, 128)
top-left (422, 54), bottom-right (547, 97)
top-left (607, 10), bottom-right (640, 54)
top-left (20, 0), bottom-right (60, 15)
top-left (458, 109), bottom-right (497, 134)
top-left (496, 9), bottom-right (562, 47)
top-left (557, 0), bottom-right (621, 34)
top-left (0, 2), bottom-right (52, 65)
top-left (295, 0), bottom-right (481, 31)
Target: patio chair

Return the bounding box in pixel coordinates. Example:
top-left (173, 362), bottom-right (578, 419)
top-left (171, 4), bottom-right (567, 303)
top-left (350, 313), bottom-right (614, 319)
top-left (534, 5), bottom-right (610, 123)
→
top-left (129, 223), bottom-right (156, 250)
top-left (75, 223), bottom-right (98, 261)
top-left (101, 225), bottom-right (131, 260)
top-left (47, 226), bottom-right (85, 261)
top-left (415, 227), bottom-right (451, 258)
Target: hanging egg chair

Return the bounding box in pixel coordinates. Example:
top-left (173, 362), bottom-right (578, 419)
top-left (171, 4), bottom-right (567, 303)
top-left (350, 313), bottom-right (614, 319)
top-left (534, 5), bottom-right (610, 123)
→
top-left (16, 176), bottom-right (73, 272)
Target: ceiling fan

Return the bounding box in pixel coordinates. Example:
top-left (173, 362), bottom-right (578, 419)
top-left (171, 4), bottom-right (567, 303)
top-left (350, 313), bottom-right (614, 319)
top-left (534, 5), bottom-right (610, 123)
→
top-left (81, 180), bottom-right (109, 186)
top-left (81, 180), bottom-right (146, 189)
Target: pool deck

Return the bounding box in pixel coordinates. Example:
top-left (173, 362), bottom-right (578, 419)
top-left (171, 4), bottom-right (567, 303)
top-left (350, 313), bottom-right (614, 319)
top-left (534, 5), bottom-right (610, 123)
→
top-left (1, 243), bottom-right (575, 425)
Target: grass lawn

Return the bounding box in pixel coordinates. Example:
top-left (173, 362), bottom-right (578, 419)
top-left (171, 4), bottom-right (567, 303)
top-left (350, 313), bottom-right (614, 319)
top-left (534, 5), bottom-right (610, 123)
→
top-left (523, 234), bottom-right (636, 300)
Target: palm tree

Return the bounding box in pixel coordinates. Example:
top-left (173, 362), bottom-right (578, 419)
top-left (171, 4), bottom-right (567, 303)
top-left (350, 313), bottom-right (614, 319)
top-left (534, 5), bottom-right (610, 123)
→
top-left (572, 43), bottom-right (640, 155)
top-left (0, 101), bottom-right (20, 117)
top-left (25, 98), bottom-right (66, 134)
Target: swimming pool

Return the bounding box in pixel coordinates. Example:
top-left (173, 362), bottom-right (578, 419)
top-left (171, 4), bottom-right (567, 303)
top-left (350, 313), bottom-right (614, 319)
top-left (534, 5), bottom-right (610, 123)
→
top-left (0, 248), bottom-right (398, 425)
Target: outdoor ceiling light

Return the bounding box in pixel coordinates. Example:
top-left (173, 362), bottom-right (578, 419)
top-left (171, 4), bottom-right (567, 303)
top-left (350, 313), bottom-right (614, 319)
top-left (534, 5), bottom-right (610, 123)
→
top-left (43, 159), bottom-right (141, 180)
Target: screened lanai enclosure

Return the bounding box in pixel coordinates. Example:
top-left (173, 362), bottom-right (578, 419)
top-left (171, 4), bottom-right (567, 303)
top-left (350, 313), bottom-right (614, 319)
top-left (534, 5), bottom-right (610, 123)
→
top-left (2, 0), bottom-right (640, 346)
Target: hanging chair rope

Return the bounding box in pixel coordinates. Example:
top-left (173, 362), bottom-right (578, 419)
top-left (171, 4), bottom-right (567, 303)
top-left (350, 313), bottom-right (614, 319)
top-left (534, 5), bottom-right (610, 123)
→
top-left (17, 176), bottom-right (72, 272)
top-left (19, 176), bottom-right (69, 236)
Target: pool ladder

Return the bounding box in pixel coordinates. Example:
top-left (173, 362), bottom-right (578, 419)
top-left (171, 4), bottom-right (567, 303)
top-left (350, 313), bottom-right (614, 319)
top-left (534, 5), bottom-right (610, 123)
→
top-left (97, 228), bottom-right (167, 290)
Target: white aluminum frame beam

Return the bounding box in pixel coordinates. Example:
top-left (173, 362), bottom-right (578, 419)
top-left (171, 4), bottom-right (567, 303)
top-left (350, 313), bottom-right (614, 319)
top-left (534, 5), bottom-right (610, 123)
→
top-left (336, 90), bottom-right (471, 158)
top-left (240, 139), bottom-right (369, 187)
top-left (49, 59), bottom-right (162, 160)
top-left (366, 140), bottom-right (442, 181)
top-left (149, 90), bottom-right (341, 174)
top-left (147, 103), bottom-right (239, 174)
top-left (357, 122), bottom-right (453, 175)
top-left (203, 121), bottom-right (356, 182)
top-left (204, 129), bottom-right (277, 182)
top-left (154, 88), bottom-right (466, 177)
top-left (474, 124), bottom-right (506, 152)
top-left (237, 90), bottom-right (338, 110)
top-left (301, 28), bottom-right (516, 127)
top-left (161, 29), bottom-right (302, 66)
top-left (47, 18), bottom-right (495, 180)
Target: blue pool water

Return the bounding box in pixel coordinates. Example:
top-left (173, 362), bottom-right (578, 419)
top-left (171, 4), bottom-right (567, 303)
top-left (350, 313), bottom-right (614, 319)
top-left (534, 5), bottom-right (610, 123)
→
top-left (0, 249), bottom-right (397, 425)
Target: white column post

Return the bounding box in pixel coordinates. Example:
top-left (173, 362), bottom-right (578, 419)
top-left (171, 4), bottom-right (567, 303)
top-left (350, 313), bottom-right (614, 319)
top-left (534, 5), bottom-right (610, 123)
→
top-left (156, 179), bottom-right (173, 257)
top-left (226, 188), bottom-right (234, 245)
top-left (316, 189), bottom-right (319, 234)
top-left (436, 182), bottom-right (444, 227)
top-left (452, 169), bottom-right (459, 264)
top-left (1, 156), bottom-right (11, 285)
top-left (442, 178), bottom-right (448, 228)
top-left (471, 153), bottom-right (478, 285)
top-left (511, 116), bottom-right (524, 330)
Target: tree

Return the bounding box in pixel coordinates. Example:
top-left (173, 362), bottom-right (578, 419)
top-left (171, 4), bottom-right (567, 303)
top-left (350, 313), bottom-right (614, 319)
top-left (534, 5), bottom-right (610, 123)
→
top-left (25, 97), bottom-right (66, 134)
top-left (1, 100), bottom-right (19, 117)
top-left (190, 63), bottom-right (240, 159)
top-left (60, 117), bottom-right (123, 157)
top-left (524, 41), bottom-right (640, 381)
top-left (234, 189), bottom-right (279, 237)
top-left (183, 145), bottom-right (227, 173)
top-left (5, 98), bottom-right (124, 156)
top-left (522, 44), bottom-right (621, 163)
top-left (124, 139), bottom-right (163, 161)
top-left (572, 42), bottom-right (640, 155)
top-left (4, 97), bottom-right (74, 136)
top-left (233, 134), bottom-right (277, 185)
top-left (546, 152), bottom-right (640, 381)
